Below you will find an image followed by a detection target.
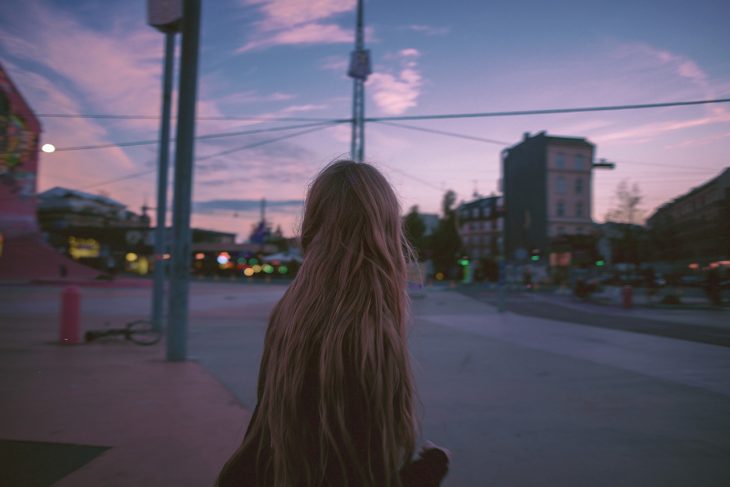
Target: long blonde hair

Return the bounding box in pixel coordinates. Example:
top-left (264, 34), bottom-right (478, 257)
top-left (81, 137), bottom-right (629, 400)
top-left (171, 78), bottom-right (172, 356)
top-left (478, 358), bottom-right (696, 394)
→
top-left (245, 160), bottom-right (417, 486)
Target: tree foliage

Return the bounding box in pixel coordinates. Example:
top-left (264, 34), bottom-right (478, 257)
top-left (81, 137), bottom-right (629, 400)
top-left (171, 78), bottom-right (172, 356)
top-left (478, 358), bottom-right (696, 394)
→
top-left (604, 180), bottom-right (645, 224)
top-left (403, 205), bottom-right (428, 261)
top-left (430, 190), bottom-right (462, 275)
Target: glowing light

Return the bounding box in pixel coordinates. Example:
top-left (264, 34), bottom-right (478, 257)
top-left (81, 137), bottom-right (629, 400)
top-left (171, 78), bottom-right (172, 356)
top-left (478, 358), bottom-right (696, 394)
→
top-left (41, 143), bottom-right (56, 153)
top-left (253, 265), bottom-right (262, 273)
top-left (126, 252), bottom-right (138, 262)
top-left (595, 260), bottom-right (605, 267)
top-left (163, 253), bottom-right (171, 260)
top-left (195, 253), bottom-right (205, 260)
top-left (435, 272), bottom-right (445, 281)
top-left (263, 264), bottom-right (274, 274)
top-left (237, 257), bottom-right (246, 264)
top-left (249, 258), bottom-right (259, 265)
top-left (217, 253), bottom-right (230, 265)
top-left (243, 267), bottom-right (255, 277)
top-left (688, 263), bottom-right (699, 270)
top-left (530, 255), bottom-right (539, 262)
top-left (68, 236), bottom-right (100, 259)
top-left (278, 265), bottom-right (288, 274)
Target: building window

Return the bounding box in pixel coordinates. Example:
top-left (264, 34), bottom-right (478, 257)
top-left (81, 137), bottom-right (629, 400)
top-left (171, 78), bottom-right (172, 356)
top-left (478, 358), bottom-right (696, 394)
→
top-left (556, 176), bottom-right (566, 193)
top-left (472, 208), bottom-right (479, 218)
top-left (576, 201), bottom-right (583, 217)
top-left (575, 177), bottom-right (583, 194)
top-left (574, 154), bottom-right (585, 170)
top-left (557, 200), bottom-right (565, 217)
top-left (555, 153), bottom-right (565, 168)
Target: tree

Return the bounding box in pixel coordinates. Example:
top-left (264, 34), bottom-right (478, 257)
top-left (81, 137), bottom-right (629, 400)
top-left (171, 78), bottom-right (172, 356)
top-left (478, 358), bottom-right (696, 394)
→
top-left (430, 190), bottom-right (462, 276)
top-left (403, 205), bottom-right (428, 261)
top-left (604, 180), bottom-right (645, 224)
top-left (604, 180), bottom-right (646, 268)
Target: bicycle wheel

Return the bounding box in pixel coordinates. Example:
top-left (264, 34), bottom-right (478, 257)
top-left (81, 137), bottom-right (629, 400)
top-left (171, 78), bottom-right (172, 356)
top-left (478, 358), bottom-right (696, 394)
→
top-left (126, 320), bottom-right (162, 346)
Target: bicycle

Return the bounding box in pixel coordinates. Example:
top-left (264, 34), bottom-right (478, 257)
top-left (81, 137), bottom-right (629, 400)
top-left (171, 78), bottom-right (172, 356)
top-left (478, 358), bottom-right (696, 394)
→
top-left (84, 319), bottom-right (162, 346)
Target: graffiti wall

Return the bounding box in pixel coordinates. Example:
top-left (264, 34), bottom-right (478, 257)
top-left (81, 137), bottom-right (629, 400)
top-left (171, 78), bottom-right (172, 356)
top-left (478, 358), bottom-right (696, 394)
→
top-left (0, 62), bottom-right (41, 237)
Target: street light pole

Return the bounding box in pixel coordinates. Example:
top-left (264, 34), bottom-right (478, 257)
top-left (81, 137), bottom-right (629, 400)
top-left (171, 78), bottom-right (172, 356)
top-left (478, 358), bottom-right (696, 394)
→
top-left (167, 0), bottom-right (201, 362)
top-left (151, 31), bottom-right (176, 333)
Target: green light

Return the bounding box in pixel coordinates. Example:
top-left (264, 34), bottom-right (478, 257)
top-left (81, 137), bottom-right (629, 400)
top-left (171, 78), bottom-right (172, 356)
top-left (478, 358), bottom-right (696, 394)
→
top-left (595, 260), bottom-right (605, 267)
top-left (263, 264), bottom-right (274, 274)
top-left (249, 258), bottom-right (258, 265)
top-left (530, 255), bottom-right (539, 261)
top-left (458, 258), bottom-right (469, 266)
top-left (278, 265), bottom-right (288, 274)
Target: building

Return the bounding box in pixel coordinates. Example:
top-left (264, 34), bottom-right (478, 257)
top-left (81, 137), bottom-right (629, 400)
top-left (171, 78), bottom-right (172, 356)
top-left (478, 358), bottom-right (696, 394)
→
top-left (0, 63), bottom-right (99, 280)
top-left (502, 131), bottom-right (595, 264)
top-left (647, 167), bottom-right (730, 264)
top-left (0, 61), bottom-right (41, 239)
top-left (456, 195), bottom-right (503, 260)
top-left (37, 187), bottom-right (236, 274)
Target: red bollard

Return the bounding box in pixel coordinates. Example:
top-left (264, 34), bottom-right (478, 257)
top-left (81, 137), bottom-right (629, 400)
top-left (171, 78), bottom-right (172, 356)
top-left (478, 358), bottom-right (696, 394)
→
top-left (60, 285), bottom-right (81, 344)
top-left (622, 285), bottom-right (633, 309)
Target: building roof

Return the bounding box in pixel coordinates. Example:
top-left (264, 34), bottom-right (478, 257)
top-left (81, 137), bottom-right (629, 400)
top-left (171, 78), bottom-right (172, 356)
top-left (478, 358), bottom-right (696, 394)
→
top-left (39, 187), bottom-right (126, 209)
top-left (647, 167), bottom-right (730, 223)
top-left (506, 131), bottom-right (594, 152)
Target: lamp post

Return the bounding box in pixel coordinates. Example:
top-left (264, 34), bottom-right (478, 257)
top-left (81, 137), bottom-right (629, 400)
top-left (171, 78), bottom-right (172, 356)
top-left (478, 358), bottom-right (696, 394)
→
top-left (147, 0), bottom-right (181, 334)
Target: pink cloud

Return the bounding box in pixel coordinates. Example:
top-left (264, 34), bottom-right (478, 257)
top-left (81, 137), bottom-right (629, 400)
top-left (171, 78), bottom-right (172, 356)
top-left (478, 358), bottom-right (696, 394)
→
top-left (237, 0), bottom-right (356, 52)
top-left (367, 50), bottom-right (423, 115)
top-left (243, 0), bottom-right (356, 30)
top-left (238, 22), bottom-right (352, 52)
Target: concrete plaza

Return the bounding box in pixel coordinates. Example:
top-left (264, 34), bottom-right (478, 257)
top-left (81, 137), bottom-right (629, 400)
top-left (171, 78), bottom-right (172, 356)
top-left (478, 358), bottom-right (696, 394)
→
top-left (1, 281), bottom-right (729, 486)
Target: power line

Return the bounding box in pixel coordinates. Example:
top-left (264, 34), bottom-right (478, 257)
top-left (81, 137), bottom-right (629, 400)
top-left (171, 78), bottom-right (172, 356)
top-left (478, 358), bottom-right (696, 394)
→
top-left (367, 97), bottom-right (730, 122)
top-left (37, 97), bottom-right (730, 154)
top-left (79, 121), bottom-right (339, 190)
top-left (53, 120), bottom-right (339, 152)
top-left (196, 122), bottom-right (340, 161)
top-left (37, 113), bottom-right (343, 122)
top-left (373, 120), bottom-right (511, 146)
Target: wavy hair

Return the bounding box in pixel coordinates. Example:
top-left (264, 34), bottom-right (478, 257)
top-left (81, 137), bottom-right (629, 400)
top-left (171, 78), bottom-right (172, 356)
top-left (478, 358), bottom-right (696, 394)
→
top-left (243, 160), bottom-right (418, 486)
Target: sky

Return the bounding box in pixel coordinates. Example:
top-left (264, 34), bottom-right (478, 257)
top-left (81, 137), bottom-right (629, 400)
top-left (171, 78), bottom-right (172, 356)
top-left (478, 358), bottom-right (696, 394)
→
top-left (1, 0), bottom-right (729, 240)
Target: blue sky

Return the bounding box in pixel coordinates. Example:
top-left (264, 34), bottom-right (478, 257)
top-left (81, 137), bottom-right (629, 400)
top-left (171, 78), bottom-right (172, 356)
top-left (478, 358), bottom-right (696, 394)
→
top-left (1, 0), bottom-right (729, 239)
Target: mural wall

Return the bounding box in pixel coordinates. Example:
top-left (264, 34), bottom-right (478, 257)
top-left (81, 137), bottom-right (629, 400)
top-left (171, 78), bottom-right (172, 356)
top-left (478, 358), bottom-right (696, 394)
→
top-left (0, 62), bottom-right (41, 238)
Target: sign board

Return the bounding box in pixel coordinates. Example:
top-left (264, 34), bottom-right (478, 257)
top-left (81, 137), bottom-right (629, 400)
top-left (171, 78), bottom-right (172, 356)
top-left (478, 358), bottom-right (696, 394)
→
top-left (148, 0), bottom-right (182, 32)
top-left (348, 49), bottom-right (372, 80)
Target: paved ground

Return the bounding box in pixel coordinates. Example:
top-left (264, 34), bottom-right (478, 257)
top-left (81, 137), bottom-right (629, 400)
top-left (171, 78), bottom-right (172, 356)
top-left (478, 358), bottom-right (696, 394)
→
top-left (1, 281), bottom-right (730, 486)
top-left (459, 287), bottom-right (730, 347)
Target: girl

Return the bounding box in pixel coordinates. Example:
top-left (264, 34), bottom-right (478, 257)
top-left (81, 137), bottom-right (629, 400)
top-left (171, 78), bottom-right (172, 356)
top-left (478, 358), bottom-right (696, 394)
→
top-left (217, 160), bottom-right (449, 487)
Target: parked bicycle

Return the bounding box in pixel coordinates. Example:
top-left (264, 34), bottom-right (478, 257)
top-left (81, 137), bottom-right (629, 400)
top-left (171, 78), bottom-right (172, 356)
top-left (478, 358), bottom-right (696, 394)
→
top-left (84, 320), bottom-right (161, 346)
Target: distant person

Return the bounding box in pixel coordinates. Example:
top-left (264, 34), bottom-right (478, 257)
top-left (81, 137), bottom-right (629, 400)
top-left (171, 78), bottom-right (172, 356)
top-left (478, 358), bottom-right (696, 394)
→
top-left (217, 161), bottom-right (450, 486)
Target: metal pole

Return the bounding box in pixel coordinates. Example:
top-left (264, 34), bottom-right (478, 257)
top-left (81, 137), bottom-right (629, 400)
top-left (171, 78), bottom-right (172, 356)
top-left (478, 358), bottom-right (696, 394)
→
top-left (349, 0), bottom-right (367, 162)
top-left (151, 31), bottom-right (175, 333)
top-left (350, 81), bottom-right (358, 159)
top-left (167, 0), bottom-right (201, 362)
top-left (498, 152), bottom-right (507, 313)
top-left (357, 80), bottom-right (365, 162)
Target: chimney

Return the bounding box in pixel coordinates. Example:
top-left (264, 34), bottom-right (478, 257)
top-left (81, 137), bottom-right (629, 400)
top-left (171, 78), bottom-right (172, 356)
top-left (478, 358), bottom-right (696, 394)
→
top-left (523, 132), bottom-right (530, 141)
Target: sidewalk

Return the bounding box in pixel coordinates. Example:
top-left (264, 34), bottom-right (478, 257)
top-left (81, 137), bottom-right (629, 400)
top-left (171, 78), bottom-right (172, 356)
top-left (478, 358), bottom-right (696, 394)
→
top-left (0, 311), bottom-right (248, 486)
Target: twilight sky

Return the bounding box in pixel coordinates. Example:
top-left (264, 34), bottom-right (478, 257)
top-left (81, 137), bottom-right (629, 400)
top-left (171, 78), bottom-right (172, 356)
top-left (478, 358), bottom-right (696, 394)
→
top-left (1, 0), bottom-right (729, 240)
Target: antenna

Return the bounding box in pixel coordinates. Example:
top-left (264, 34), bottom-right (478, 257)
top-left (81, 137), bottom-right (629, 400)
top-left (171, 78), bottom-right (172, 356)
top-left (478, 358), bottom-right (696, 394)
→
top-left (347, 0), bottom-right (371, 162)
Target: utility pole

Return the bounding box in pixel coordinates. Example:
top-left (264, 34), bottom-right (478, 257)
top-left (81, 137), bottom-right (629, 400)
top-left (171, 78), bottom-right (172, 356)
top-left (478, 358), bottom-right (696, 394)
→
top-left (167, 0), bottom-right (201, 361)
top-left (347, 0), bottom-right (371, 162)
top-left (146, 8), bottom-right (178, 332)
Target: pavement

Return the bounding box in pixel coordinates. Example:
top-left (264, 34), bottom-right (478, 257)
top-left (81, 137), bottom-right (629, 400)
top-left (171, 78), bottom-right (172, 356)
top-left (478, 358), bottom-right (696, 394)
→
top-left (1, 281), bottom-right (730, 486)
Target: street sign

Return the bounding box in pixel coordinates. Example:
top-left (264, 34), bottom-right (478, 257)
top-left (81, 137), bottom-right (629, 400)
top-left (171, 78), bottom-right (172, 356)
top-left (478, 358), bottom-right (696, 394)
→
top-left (348, 49), bottom-right (372, 80)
